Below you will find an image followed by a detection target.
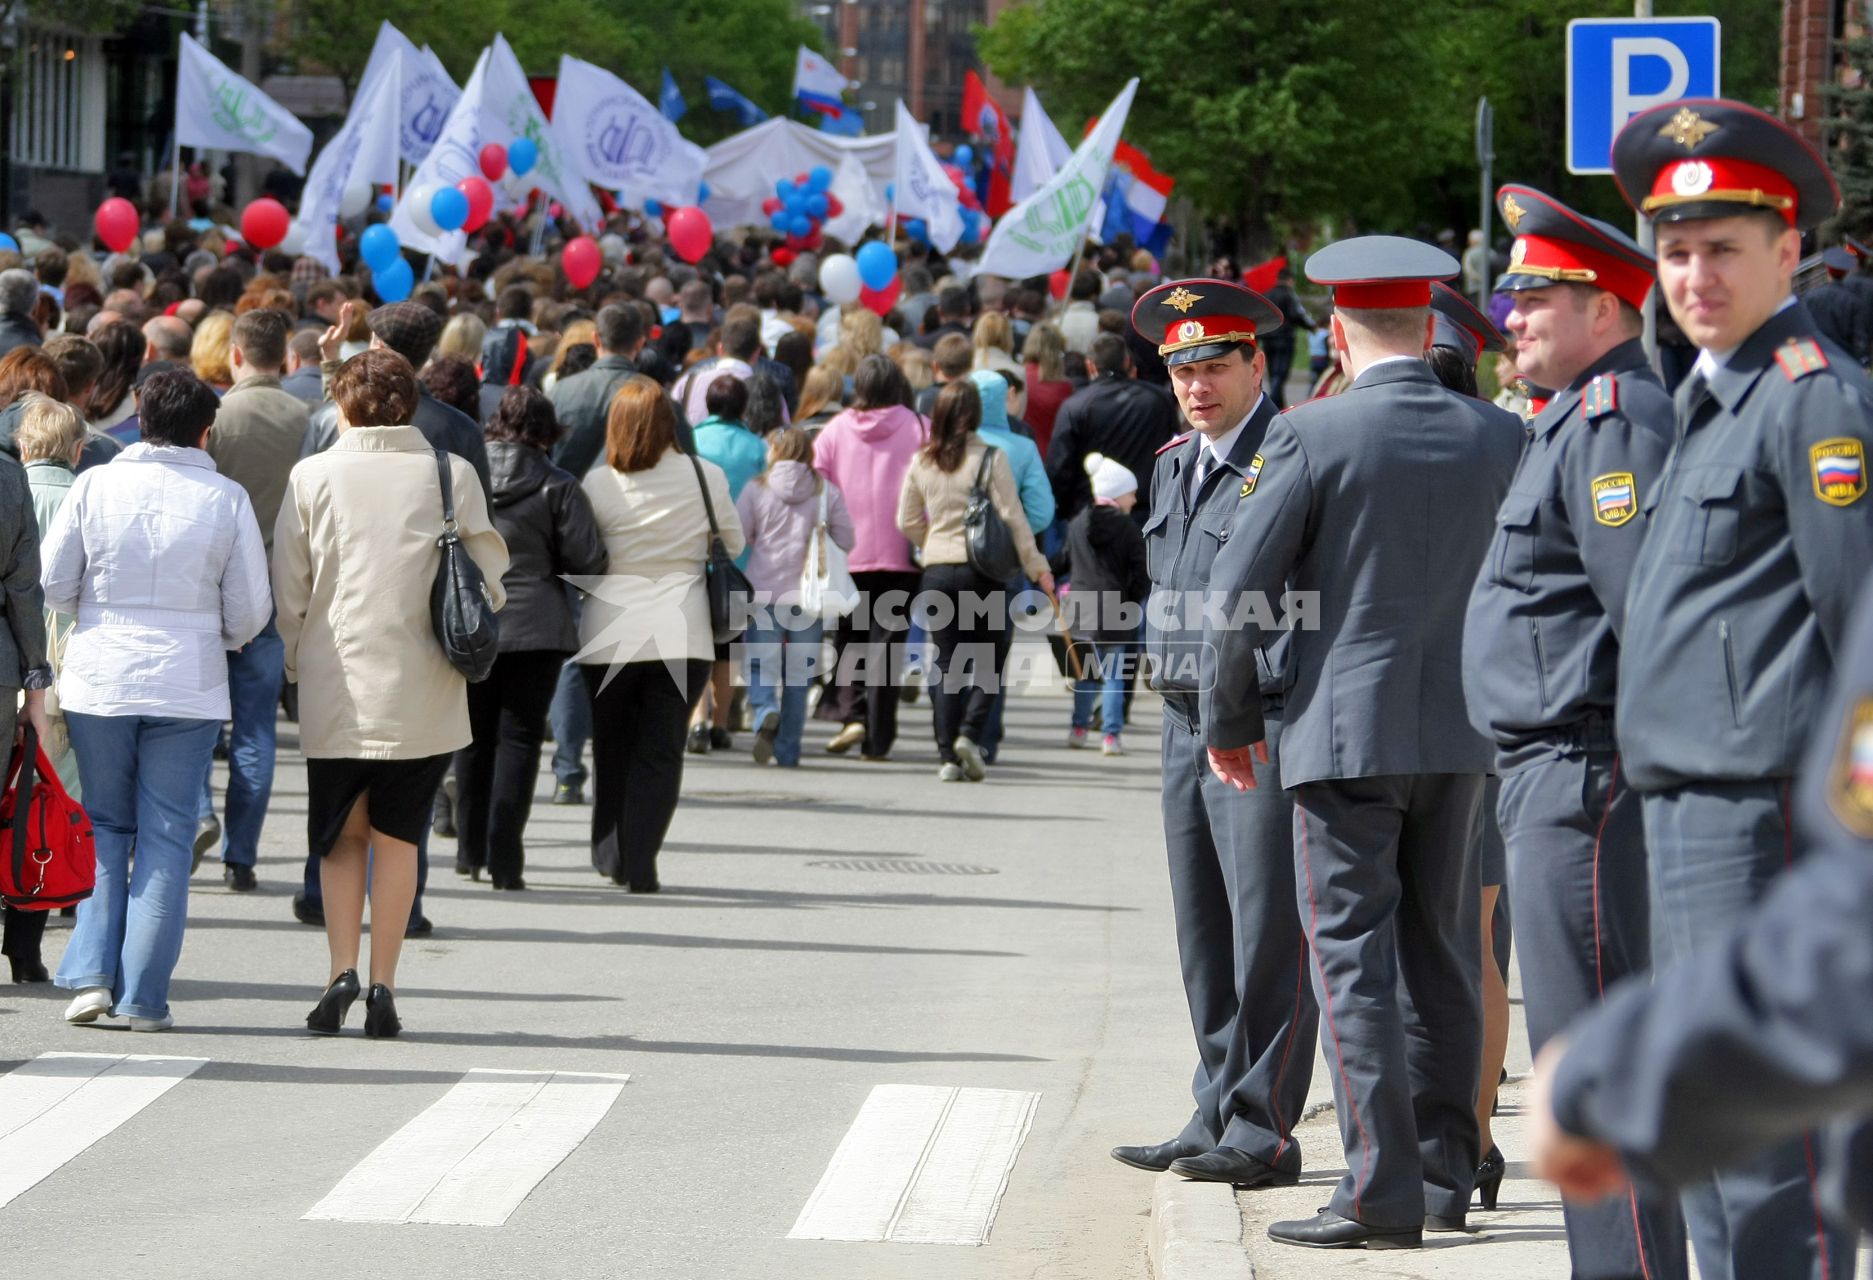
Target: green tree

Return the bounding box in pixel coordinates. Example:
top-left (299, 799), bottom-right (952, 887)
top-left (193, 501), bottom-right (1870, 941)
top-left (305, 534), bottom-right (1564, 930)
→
top-left (1823, 34), bottom-right (1873, 241)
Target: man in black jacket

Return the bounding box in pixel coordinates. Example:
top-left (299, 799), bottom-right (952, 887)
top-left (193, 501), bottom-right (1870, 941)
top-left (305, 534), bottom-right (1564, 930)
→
top-left (1045, 333), bottom-right (1180, 525)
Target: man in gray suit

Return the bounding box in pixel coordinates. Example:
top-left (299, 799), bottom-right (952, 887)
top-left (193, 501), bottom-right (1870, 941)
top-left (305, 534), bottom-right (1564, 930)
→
top-left (1200, 238), bottom-right (1523, 1250)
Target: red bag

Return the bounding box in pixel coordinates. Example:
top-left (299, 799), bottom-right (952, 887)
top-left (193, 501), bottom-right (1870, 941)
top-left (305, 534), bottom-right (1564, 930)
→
top-left (0, 725), bottom-right (94, 910)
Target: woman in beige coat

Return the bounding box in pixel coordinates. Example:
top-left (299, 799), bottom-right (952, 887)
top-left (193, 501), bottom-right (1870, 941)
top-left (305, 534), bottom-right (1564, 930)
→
top-left (273, 349), bottom-right (508, 1038)
top-left (578, 376), bottom-right (742, 892)
top-left (897, 380), bottom-right (1052, 783)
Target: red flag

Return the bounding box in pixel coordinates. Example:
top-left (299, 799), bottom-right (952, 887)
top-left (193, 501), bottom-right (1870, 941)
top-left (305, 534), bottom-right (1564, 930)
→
top-left (1243, 256), bottom-right (1285, 293)
top-left (963, 70), bottom-right (1015, 216)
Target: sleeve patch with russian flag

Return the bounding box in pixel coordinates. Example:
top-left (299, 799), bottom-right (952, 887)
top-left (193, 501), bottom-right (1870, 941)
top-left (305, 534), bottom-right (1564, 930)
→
top-left (1591, 472), bottom-right (1637, 526)
top-left (1240, 454), bottom-right (1264, 497)
top-left (1812, 438), bottom-right (1868, 506)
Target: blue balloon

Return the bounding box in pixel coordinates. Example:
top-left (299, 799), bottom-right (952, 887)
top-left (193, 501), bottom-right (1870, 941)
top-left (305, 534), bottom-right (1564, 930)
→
top-left (0, 233), bottom-right (16, 253)
top-left (788, 213), bottom-right (812, 237)
top-left (884, 182), bottom-right (895, 202)
top-left (769, 210), bottom-right (790, 231)
top-left (903, 218), bottom-right (929, 246)
top-left (696, 181), bottom-right (710, 204)
top-left (808, 165), bottom-right (833, 192)
top-left (376, 193), bottom-right (394, 214)
top-left (954, 144), bottom-right (975, 168)
top-left (644, 199), bottom-right (664, 218)
top-left (775, 178), bottom-right (793, 200)
top-left (507, 137), bottom-right (538, 176)
top-left (359, 223), bottom-right (401, 273)
top-left (806, 193), bottom-right (829, 219)
top-left (374, 256), bottom-right (414, 303)
top-left (856, 239), bottom-right (897, 290)
top-left (784, 194), bottom-right (807, 216)
top-left (430, 185), bottom-right (468, 232)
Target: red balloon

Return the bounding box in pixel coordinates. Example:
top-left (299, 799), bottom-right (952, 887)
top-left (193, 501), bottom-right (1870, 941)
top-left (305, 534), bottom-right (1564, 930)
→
top-left (1049, 269), bottom-right (1071, 300)
top-left (794, 172), bottom-right (811, 187)
top-left (666, 205), bottom-right (714, 265)
top-left (771, 247), bottom-right (796, 267)
top-left (562, 236), bottom-right (602, 290)
top-left (804, 230), bottom-right (823, 251)
top-left (478, 143), bottom-right (508, 182)
top-left (761, 196), bottom-right (783, 215)
top-left (859, 277), bottom-right (901, 316)
top-left (94, 197), bottom-right (139, 253)
top-left (457, 177), bottom-right (495, 233)
top-left (824, 193), bottom-right (844, 218)
top-left (239, 198), bottom-right (291, 250)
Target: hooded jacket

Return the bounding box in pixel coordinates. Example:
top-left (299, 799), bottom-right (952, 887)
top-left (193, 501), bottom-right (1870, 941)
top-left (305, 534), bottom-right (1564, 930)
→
top-left (734, 461), bottom-right (856, 599)
top-left (484, 440), bottom-right (609, 652)
top-left (812, 404), bottom-right (927, 573)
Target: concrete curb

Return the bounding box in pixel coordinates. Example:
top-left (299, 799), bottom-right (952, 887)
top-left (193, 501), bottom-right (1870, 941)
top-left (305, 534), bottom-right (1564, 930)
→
top-left (1148, 1171), bottom-right (1254, 1280)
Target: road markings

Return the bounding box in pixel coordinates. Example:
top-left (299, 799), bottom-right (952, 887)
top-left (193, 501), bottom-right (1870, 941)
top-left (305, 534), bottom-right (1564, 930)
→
top-left (0, 1052), bottom-right (208, 1210)
top-left (304, 1068), bottom-right (628, 1226)
top-left (789, 1084), bottom-right (1040, 1245)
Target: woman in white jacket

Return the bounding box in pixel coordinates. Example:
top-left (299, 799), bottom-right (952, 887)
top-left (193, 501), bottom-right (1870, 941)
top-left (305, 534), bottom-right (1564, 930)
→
top-left (46, 368), bottom-right (272, 1033)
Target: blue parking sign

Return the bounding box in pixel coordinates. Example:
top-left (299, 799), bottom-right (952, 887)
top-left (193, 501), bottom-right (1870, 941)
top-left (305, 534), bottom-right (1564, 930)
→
top-left (1567, 17), bottom-right (1721, 175)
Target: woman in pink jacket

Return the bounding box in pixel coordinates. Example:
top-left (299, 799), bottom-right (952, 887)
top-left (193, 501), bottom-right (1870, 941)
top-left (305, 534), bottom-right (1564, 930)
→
top-left (810, 355), bottom-right (926, 760)
top-left (735, 428), bottom-right (855, 766)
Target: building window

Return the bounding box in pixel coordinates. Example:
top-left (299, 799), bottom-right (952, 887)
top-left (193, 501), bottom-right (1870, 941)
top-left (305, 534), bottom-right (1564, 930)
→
top-left (11, 27), bottom-right (106, 172)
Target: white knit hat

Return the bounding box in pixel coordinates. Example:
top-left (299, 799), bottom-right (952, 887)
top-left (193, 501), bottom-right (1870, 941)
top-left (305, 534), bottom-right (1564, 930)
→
top-left (1084, 451), bottom-right (1139, 503)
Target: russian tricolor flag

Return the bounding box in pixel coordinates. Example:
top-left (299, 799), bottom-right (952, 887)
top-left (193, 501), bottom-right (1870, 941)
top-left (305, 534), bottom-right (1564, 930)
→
top-left (1819, 455), bottom-right (1863, 487)
top-left (793, 45), bottom-right (851, 118)
top-left (1098, 138), bottom-right (1174, 251)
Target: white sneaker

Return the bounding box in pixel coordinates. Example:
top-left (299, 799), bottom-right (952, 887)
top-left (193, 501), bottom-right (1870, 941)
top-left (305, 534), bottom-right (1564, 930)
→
top-left (63, 988), bottom-right (112, 1024)
top-left (126, 1013), bottom-right (173, 1032)
top-left (953, 736), bottom-right (987, 781)
top-left (938, 762), bottom-right (965, 782)
top-left (1102, 733), bottom-right (1125, 757)
top-left (1067, 727), bottom-right (1088, 749)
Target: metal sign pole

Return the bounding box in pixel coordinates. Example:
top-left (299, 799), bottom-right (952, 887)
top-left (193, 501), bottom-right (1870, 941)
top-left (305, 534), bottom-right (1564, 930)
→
top-left (1475, 96), bottom-right (1494, 311)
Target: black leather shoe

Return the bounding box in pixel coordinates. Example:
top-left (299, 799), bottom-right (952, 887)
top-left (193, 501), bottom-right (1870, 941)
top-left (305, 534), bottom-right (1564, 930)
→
top-left (1474, 1144), bottom-right (1505, 1211)
top-left (306, 969), bottom-right (360, 1035)
top-left (625, 878), bottom-right (660, 894)
top-left (1111, 1139), bottom-right (1208, 1172)
top-left (1426, 1212), bottom-right (1471, 1233)
top-left (363, 984), bottom-right (401, 1038)
top-left (223, 863), bottom-right (257, 892)
top-left (291, 893), bottom-right (324, 927)
top-left (552, 782), bottom-right (584, 806)
top-left (1267, 1209), bottom-right (1421, 1250)
top-left (491, 875), bottom-right (527, 891)
top-left (404, 916), bottom-right (433, 939)
top-left (1168, 1148), bottom-right (1298, 1188)
top-left (9, 954), bottom-right (49, 983)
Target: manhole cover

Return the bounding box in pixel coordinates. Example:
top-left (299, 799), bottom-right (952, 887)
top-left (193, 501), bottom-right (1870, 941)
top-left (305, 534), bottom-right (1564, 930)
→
top-left (807, 859), bottom-right (1000, 876)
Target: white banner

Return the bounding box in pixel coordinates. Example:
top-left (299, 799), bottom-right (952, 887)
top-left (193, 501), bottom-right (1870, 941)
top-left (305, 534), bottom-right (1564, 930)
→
top-left (553, 55), bottom-right (707, 209)
top-left (892, 100), bottom-right (962, 253)
top-left (392, 34), bottom-right (604, 264)
top-left (700, 119), bottom-right (895, 231)
top-left (977, 79), bottom-right (1137, 279)
top-left (354, 23), bottom-right (460, 166)
top-left (175, 32), bottom-right (313, 174)
top-left (298, 61), bottom-right (401, 274)
top-left (1010, 87), bottom-right (1072, 204)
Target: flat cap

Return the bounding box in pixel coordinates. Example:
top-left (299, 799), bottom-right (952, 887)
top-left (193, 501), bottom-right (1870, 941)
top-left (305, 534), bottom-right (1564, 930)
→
top-left (1611, 98), bottom-right (1838, 231)
top-left (366, 301), bottom-right (442, 366)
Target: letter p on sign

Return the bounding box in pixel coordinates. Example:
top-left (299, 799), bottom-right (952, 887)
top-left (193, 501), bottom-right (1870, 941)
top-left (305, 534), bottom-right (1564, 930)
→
top-left (1566, 17), bottom-right (1720, 175)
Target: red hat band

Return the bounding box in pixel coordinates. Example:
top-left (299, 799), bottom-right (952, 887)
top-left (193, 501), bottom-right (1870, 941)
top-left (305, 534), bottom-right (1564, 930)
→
top-left (1158, 313), bottom-right (1259, 357)
top-left (1645, 156), bottom-right (1797, 225)
top-left (1507, 236), bottom-right (1655, 310)
top-left (1332, 281), bottom-right (1431, 309)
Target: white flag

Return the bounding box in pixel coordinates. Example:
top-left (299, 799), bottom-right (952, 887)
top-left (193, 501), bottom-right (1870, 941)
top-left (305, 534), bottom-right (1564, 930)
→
top-left (553, 56), bottom-right (707, 209)
top-left (393, 34), bottom-right (604, 264)
top-left (174, 33), bottom-right (313, 174)
top-left (892, 100), bottom-right (963, 253)
top-left (824, 150), bottom-right (882, 244)
top-left (977, 79), bottom-right (1137, 279)
top-left (1010, 87), bottom-right (1072, 203)
top-left (355, 23), bottom-right (460, 166)
top-left (298, 61), bottom-right (401, 274)
top-left (792, 46), bottom-right (852, 113)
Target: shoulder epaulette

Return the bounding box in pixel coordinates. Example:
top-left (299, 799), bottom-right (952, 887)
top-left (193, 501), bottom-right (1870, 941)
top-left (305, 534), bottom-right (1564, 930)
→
top-left (1774, 338), bottom-right (1830, 382)
top-left (1582, 373), bottom-right (1618, 422)
top-left (1156, 432), bottom-right (1192, 456)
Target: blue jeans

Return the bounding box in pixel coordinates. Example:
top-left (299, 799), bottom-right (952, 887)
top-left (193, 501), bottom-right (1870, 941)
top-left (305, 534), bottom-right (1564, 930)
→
top-left (56, 714), bottom-right (220, 1020)
top-left (1072, 641), bottom-right (1133, 732)
top-left (549, 659), bottom-right (590, 787)
top-left (199, 615), bottom-right (284, 865)
top-left (744, 611), bottom-right (824, 768)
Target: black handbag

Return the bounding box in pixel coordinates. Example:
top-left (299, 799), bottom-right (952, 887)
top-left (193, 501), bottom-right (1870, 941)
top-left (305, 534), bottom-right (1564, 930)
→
top-left (963, 445), bottom-right (1022, 583)
top-left (430, 450), bottom-right (500, 683)
top-left (685, 452), bottom-right (754, 645)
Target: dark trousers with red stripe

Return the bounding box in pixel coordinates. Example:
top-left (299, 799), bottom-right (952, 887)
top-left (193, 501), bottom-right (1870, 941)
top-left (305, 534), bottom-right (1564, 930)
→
top-left (1643, 781), bottom-right (1855, 1280)
top-left (1293, 772), bottom-right (1484, 1229)
top-left (1500, 749), bottom-right (1689, 1280)
top-left (1159, 699), bottom-right (1316, 1167)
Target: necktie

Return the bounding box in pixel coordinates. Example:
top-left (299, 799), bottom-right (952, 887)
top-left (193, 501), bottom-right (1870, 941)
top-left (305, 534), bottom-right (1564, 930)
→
top-left (1190, 450), bottom-right (1215, 502)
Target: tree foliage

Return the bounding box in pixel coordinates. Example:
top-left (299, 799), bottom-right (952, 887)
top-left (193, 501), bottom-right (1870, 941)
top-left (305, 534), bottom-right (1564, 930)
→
top-left (1823, 36), bottom-right (1873, 242)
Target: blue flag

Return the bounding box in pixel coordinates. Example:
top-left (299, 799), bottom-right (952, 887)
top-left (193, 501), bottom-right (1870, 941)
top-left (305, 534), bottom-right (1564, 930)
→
top-left (705, 76), bottom-right (768, 126)
top-left (817, 108), bottom-right (864, 137)
top-left (660, 68), bottom-right (686, 122)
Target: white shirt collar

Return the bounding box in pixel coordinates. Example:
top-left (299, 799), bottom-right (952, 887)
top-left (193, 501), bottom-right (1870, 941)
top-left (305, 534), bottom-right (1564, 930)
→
top-left (1358, 354), bottom-right (1423, 375)
top-left (1199, 395), bottom-right (1266, 462)
top-left (1694, 294), bottom-right (1798, 378)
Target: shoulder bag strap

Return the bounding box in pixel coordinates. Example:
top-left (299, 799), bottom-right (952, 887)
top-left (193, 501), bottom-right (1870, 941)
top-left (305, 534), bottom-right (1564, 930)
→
top-left (11, 723), bottom-right (34, 895)
top-left (681, 450), bottom-right (722, 539)
top-left (971, 445), bottom-right (999, 497)
top-left (433, 449), bottom-right (458, 536)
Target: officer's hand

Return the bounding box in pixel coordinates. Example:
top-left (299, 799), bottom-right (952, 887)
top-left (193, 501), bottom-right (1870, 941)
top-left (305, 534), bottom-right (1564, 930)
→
top-left (1206, 741), bottom-right (1267, 791)
top-left (1527, 1038), bottom-right (1630, 1202)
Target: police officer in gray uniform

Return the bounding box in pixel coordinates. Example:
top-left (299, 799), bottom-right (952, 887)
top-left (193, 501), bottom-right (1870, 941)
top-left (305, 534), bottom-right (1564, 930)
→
top-left (1109, 279), bottom-right (1317, 1190)
top-left (1461, 184), bottom-right (1689, 1280)
top-left (1201, 239), bottom-right (1523, 1249)
top-left (1608, 97), bottom-right (1873, 1280)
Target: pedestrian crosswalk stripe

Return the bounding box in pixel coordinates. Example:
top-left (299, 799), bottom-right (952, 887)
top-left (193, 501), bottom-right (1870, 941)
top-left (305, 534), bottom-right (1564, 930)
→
top-left (788, 1084), bottom-right (1040, 1245)
top-left (0, 1053), bottom-right (208, 1210)
top-left (303, 1068), bottom-right (629, 1226)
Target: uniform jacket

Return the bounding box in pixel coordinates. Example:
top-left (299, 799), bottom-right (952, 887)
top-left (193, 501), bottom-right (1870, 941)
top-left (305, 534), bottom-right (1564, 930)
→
top-left (1045, 373), bottom-right (1180, 523)
top-left (813, 405), bottom-right (926, 573)
top-left (1804, 282), bottom-right (1867, 365)
top-left (1617, 301), bottom-right (1873, 792)
top-left (44, 445), bottom-right (267, 719)
top-left (484, 440), bottom-right (607, 653)
top-left (303, 360), bottom-right (493, 499)
top-left (734, 461), bottom-right (855, 600)
top-left (1199, 359), bottom-right (1522, 782)
top-left (577, 447), bottom-right (743, 667)
top-left (208, 373), bottom-right (309, 555)
top-left (1463, 338), bottom-right (1673, 769)
top-left (1143, 395), bottom-right (1286, 698)
top-left (272, 425), bottom-right (509, 759)
top-left (896, 438), bottom-right (1050, 583)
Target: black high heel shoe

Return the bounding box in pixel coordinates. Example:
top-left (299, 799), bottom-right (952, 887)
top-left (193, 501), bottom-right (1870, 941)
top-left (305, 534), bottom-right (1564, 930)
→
top-left (363, 984), bottom-right (401, 1039)
top-left (306, 969), bottom-right (360, 1034)
top-left (1474, 1145), bottom-right (1505, 1211)
top-left (9, 954), bottom-right (49, 983)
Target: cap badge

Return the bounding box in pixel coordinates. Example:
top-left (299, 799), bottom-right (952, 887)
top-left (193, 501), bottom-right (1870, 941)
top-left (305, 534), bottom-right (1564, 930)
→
top-left (1659, 107), bottom-right (1719, 150)
top-left (1509, 238), bottom-right (1527, 268)
top-left (1176, 319), bottom-right (1204, 342)
top-left (1502, 194), bottom-right (1526, 231)
top-left (1163, 287), bottom-right (1203, 314)
top-left (1671, 160), bottom-right (1715, 197)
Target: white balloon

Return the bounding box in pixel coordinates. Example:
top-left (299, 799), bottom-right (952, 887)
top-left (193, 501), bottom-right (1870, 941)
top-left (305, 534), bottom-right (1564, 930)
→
top-left (407, 184), bottom-right (443, 237)
top-left (339, 178), bottom-right (373, 219)
top-left (599, 233), bottom-right (627, 263)
top-left (279, 220), bottom-right (307, 257)
top-left (818, 253), bottom-right (863, 306)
